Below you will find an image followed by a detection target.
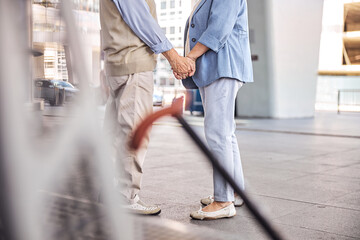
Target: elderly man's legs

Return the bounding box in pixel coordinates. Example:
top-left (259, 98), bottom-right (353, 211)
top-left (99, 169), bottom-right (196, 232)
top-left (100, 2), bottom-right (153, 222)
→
top-left (104, 71), bottom-right (159, 214)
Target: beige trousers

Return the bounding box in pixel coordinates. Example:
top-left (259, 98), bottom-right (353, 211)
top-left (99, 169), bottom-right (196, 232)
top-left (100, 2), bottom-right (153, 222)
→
top-left (104, 71), bottom-right (153, 202)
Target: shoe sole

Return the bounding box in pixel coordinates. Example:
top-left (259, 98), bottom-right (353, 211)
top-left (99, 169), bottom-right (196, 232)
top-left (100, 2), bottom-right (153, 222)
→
top-left (140, 210), bottom-right (161, 216)
top-left (148, 209), bottom-right (161, 216)
top-left (201, 201), bottom-right (244, 208)
top-left (234, 202), bottom-right (244, 207)
top-left (190, 212), bottom-right (236, 220)
top-left (128, 209), bottom-right (161, 216)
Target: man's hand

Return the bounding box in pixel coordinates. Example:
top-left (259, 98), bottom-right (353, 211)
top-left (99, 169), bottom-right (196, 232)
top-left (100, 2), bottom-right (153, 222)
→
top-left (172, 56), bottom-right (195, 76)
top-left (173, 57), bottom-right (196, 79)
top-left (163, 49), bottom-right (195, 79)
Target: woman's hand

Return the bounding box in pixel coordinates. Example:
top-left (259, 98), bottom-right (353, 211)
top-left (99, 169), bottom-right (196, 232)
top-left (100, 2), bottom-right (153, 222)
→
top-left (163, 49), bottom-right (195, 76)
top-left (173, 42), bottom-right (209, 80)
top-left (173, 56), bottom-right (196, 76)
top-left (187, 42), bottom-right (209, 62)
top-left (173, 57), bottom-right (196, 80)
top-left (173, 71), bottom-right (183, 80)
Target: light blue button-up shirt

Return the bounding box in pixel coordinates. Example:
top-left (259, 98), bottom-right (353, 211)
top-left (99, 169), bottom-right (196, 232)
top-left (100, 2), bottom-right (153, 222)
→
top-left (112, 0), bottom-right (173, 54)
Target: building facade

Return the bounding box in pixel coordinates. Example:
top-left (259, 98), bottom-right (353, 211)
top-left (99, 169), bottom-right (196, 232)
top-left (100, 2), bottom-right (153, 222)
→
top-left (32, 0), bottom-right (101, 87)
top-left (316, 0), bottom-right (360, 112)
top-left (32, 0), bottom-right (198, 104)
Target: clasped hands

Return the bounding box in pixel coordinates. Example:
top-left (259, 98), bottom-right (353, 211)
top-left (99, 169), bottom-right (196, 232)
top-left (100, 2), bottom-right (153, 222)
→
top-left (171, 56), bottom-right (196, 80)
top-left (162, 48), bottom-right (196, 80)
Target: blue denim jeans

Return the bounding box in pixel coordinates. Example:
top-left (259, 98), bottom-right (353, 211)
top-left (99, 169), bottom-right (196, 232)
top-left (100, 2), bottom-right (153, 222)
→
top-left (199, 78), bottom-right (245, 202)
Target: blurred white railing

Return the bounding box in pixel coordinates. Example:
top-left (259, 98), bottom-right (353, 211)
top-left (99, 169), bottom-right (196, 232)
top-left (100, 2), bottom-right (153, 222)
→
top-left (0, 1), bottom-right (131, 239)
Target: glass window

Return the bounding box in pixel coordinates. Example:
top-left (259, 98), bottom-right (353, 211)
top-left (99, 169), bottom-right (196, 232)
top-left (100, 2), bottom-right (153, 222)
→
top-left (38, 80), bottom-right (53, 88)
top-left (45, 62), bottom-right (55, 69)
top-left (160, 77), bottom-right (166, 85)
top-left (170, 27), bottom-right (175, 34)
top-left (170, 0), bottom-right (175, 8)
top-left (161, 1), bottom-right (166, 9)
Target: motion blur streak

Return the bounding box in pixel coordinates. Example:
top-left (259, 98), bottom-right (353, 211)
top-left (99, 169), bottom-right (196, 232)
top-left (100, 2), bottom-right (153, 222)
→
top-left (0, 1), bottom-right (132, 239)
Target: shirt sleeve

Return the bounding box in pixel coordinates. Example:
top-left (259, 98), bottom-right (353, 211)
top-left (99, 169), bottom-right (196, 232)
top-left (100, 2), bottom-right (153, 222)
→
top-left (197, 0), bottom-right (242, 53)
top-left (112, 0), bottom-right (173, 54)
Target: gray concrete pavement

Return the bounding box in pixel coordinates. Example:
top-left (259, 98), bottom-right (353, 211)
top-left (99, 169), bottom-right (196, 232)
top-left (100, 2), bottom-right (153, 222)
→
top-left (139, 112), bottom-right (360, 240)
top-left (40, 106), bottom-right (360, 239)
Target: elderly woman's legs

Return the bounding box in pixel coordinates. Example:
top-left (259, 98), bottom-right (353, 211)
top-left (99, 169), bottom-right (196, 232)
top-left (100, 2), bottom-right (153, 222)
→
top-left (232, 127), bottom-right (245, 191)
top-left (198, 78), bottom-right (244, 211)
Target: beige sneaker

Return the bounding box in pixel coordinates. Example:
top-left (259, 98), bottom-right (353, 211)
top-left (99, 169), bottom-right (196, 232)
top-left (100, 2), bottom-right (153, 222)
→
top-left (124, 199), bottom-right (161, 215)
top-left (200, 195), bottom-right (244, 207)
top-left (190, 203), bottom-right (236, 220)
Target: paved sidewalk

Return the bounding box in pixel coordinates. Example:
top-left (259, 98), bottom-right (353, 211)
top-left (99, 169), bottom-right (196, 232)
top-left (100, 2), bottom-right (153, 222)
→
top-left (41, 106), bottom-right (360, 239)
top-left (140, 112), bottom-right (360, 240)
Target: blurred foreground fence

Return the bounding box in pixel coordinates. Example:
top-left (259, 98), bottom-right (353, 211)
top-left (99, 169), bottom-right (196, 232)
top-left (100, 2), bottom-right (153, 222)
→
top-left (0, 0), bottom-right (130, 239)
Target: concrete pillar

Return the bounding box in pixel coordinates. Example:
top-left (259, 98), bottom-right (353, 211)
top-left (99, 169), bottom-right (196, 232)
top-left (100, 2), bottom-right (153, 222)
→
top-left (237, 0), bottom-right (324, 118)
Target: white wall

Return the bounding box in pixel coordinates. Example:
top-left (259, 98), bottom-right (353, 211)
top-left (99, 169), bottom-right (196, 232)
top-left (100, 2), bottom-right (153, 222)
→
top-left (237, 0), bottom-right (324, 118)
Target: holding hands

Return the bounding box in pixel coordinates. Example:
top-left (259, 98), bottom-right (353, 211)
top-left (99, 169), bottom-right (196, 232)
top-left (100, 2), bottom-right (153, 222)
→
top-left (162, 48), bottom-right (196, 80)
top-left (162, 43), bottom-right (208, 80)
top-left (172, 56), bottom-right (196, 80)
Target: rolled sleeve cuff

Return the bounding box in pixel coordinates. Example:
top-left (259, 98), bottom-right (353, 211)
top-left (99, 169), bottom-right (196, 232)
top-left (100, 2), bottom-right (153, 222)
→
top-left (198, 32), bottom-right (223, 53)
top-left (150, 38), bottom-right (173, 54)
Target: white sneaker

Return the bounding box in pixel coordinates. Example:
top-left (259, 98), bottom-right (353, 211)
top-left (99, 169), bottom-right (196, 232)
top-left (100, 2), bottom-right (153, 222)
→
top-left (190, 203), bottom-right (236, 220)
top-left (124, 198), bottom-right (161, 215)
top-left (200, 195), bottom-right (244, 207)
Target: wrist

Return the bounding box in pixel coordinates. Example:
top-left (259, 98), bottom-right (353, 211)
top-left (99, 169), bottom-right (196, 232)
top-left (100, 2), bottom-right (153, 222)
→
top-left (163, 48), bottom-right (179, 64)
top-left (187, 55), bottom-right (197, 62)
top-left (186, 53), bottom-right (197, 62)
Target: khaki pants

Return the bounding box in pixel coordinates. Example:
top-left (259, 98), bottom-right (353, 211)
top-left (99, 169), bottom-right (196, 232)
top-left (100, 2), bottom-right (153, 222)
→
top-left (104, 71), bottom-right (153, 202)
